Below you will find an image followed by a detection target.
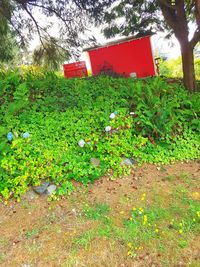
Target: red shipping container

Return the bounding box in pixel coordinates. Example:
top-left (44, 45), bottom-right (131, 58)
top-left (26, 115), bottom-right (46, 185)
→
top-left (63, 61), bottom-right (88, 78)
top-left (84, 35), bottom-right (156, 78)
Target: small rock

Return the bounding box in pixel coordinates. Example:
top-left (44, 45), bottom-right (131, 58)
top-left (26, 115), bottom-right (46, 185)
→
top-left (90, 158), bottom-right (100, 167)
top-left (23, 189), bottom-right (38, 200)
top-left (46, 185), bottom-right (57, 196)
top-left (121, 158), bottom-right (135, 166)
top-left (33, 181), bottom-right (50, 195)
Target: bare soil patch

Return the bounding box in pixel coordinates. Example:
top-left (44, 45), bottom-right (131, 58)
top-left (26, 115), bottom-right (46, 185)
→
top-left (0, 161), bottom-right (199, 267)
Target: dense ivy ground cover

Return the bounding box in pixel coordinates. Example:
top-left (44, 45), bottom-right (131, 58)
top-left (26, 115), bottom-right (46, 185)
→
top-left (0, 67), bottom-right (199, 199)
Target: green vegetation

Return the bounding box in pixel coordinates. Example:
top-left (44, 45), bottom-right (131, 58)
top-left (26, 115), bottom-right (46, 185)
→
top-left (160, 57), bottom-right (200, 80)
top-left (83, 203), bottom-right (110, 220)
top-left (33, 38), bottom-right (70, 70)
top-left (0, 67), bottom-right (199, 200)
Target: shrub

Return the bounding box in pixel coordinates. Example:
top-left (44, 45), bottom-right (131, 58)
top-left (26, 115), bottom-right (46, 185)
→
top-left (0, 70), bottom-right (199, 199)
top-left (160, 56), bottom-right (200, 80)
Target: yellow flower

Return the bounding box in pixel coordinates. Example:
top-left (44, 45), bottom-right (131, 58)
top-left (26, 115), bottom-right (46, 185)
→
top-left (192, 192), bottom-right (199, 199)
top-left (128, 242), bottom-right (132, 247)
top-left (129, 217), bottom-right (133, 221)
top-left (120, 210), bottom-right (125, 214)
top-left (143, 215), bottom-right (148, 225)
top-left (193, 218), bottom-right (196, 222)
top-left (155, 229), bottom-right (159, 233)
top-left (141, 193), bottom-right (146, 201)
top-left (138, 246), bottom-right (143, 250)
top-left (179, 223), bottom-right (183, 227)
top-left (127, 251), bottom-right (132, 256)
top-left (179, 229), bottom-right (183, 234)
top-left (132, 207), bottom-right (136, 211)
top-left (197, 211), bottom-right (200, 217)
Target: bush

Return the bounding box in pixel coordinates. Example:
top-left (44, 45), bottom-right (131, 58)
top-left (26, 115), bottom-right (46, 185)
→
top-left (160, 56), bottom-right (200, 80)
top-left (0, 69), bottom-right (199, 199)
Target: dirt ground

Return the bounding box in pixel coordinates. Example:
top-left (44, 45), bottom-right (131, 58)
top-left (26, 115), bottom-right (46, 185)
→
top-left (0, 161), bottom-right (200, 267)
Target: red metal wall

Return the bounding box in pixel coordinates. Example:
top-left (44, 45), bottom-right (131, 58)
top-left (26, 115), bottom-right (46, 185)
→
top-left (63, 61), bottom-right (88, 78)
top-left (88, 36), bottom-right (156, 78)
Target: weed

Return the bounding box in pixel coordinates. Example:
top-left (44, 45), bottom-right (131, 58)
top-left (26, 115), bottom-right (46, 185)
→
top-left (74, 229), bottom-right (97, 248)
top-left (83, 203), bottom-right (110, 220)
top-left (25, 228), bottom-right (40, 239)
top-left (0, 238), bottom-right (10, 249)
top-left (178, 239), bottom-right (188, 248)
top-left (0, 253), bottom-right (5, 263)
top-left (164, 175), bottom-right (176, 181)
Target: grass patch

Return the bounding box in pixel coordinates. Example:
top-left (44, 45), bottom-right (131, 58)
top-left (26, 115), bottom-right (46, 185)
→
top-left (83, 203), bottom-right (110, 220)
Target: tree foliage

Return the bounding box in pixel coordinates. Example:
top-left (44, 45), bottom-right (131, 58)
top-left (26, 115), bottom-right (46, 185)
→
top-left (0, 5), bottom-right (17, 63)
top-left (0, 0), bottom-right (112, 57)
top-left (101, 1), bottom-right (199, 46)
top-left (33, 38), bottom-right (70, 70)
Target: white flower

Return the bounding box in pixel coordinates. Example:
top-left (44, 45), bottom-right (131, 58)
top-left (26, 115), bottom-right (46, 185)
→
top-left (109, 113), bottom-right (116, 119)
top-left (130, 112), bottom-right (135, 115)
top-left (78, 139), bottom-right (85, 147)
top-left (105, 126), bottom-right (112, 132)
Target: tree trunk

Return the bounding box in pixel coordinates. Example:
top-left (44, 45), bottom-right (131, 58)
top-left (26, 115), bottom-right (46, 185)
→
top-left (180, 43), bottom-right (196, 92)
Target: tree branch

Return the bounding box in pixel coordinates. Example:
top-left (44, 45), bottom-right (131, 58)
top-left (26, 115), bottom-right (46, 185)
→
top-left (158, 0), bottom-right (177, 32)
top-left (27, 2), bottom-right (73, 23)
top-left (21, 3), bottom-right (45, 48)
top-left (194, 0), bottom-right (200, 28)
top-left (190, 28), bottom-right (200, 48)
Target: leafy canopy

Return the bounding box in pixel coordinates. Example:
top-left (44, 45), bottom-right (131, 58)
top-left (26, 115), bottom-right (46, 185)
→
top-left (0, 0), bottom-right (112, 56)
top-left (33, 38), bottom-right (70, 70)
top-left (101, 0), bottom-right (200, 46)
